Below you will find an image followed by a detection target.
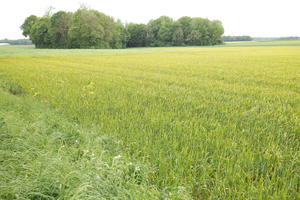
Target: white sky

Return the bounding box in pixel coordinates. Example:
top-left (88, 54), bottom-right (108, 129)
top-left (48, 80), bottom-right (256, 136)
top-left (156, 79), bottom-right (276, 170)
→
top-left (1, 0), bottom-right (299, 39)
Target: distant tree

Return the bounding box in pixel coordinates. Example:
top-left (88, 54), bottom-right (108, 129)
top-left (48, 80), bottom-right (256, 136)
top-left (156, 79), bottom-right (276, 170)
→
top-left (186, 18), bottom-right (223, 45)
top-left (20, 15), bottom-right (38, 37)
top-left (187, 18), bottom-right (206, 45)
top-left (223, 36), bottom-right (252, 42)
top-left (49, 11), bottom-right (72, 48)
top-left (208, 20), bottom-right (224, 45)
top-left (147, 16), bottom-right (174, 46)
top-left (177, 16), bottom-right (192, 44)
top-left (21, 9), bottom-right (225, 49)
top-left (111, 20), bottom-right (127, 49)
top-left (172, 22), bottom-right (184, 46)
top-left (30, 17), bottom-right (52, 48)
top-left (68, 9), bottom-right (115, 48)
top-left (146, 18), bottom-right (161, 46)
top-left (157, 16), bottom-right (174, 45)
top-left (187, 30), bottom-right (201, 45)
top-left (126, 23), bottom-right (147, 47)
top-left (277, 36), bottom-right (300, 40)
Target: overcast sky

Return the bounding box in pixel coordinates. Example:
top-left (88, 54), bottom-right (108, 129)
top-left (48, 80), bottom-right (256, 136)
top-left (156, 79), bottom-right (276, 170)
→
top-left (1, 0), bottom-right (299, 39)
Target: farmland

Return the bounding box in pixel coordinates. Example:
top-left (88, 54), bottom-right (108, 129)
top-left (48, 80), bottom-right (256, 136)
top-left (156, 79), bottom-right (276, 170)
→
top-left (0, 41), bottom-right (299, 199)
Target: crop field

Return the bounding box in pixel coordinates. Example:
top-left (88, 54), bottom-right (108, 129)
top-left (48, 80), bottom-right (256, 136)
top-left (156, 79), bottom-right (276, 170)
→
top-left (0, 41), bottom-right (299, 199)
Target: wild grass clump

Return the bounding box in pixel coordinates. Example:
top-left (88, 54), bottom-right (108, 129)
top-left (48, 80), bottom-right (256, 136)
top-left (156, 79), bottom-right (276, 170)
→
top-left (0, 76), bottom-right (24, 95)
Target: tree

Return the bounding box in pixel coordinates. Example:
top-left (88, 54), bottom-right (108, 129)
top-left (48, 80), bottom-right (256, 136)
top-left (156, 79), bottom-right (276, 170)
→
top-left (21, 9), bottom-right (225, 49)
top-left (126, 23), bottom-right (147, 47)
top-left (208, 20), bottom-right (224, 45)
top-left (157, 16), bottom-right (174, 45)
top-left (30, 17), bottom-right (52, 48)
top-left (146, 18), bottom-right (161, 46)
top-left (172, 22), bottom-right (184, 46)
top-left (68, 8), bottom-right (117, 48)
top-left (68, 9), bottom-right (104, 48)
top-left (147, 16), bottom-right (174, 46)
top-left (223, 35), bottom-right (252, 42)
top-left (177, 16), bottom-right (192, 44)
top-left (20, 15), bottom-right (38, 37)
top-left (49, 11), bottom-right (72, 48)
top-left (111, 20), bottom-right (127, 49)
top-left (187, 18), bottom-right (210, 45)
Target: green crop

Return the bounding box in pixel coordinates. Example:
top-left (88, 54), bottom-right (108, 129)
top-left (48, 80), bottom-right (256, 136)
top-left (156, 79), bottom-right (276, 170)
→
top-left (0, 42), bottom-right (299, 199)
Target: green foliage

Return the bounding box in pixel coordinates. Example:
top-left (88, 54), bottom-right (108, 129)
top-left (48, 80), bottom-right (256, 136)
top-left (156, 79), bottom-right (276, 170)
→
top-left (20, 15), bottom-right (38, 37)
top-left (126, 23), bottom-right (147, 47)
top-left (188, 18), bottom-right (210, 45)
top-left (30, 17), bottom-right (52, 48)
top-left (21, 8), bottom-right (224, 49)
top-left (129, 16), bottom-right (224, 47)
top-left (209, 20), bottom-right (224, 45)
top-left (172, 22), bottom-right (184, 46)
top-left (21, 9), bottom-right (127, 49)
top-left (111, 20), bottom-right (128, 49)
top-left (223, 35), bottom-right (253, 42)
top-left (147, 16), bottom-right (175, 46)
top-left (49, 11), bottom-right (72, 48)
top-left (156, 16), bottom-right (174, 45)
top-left (177, 16), bottom-right (192, 42)
top-left (68, 9), bottom-right (116, 49)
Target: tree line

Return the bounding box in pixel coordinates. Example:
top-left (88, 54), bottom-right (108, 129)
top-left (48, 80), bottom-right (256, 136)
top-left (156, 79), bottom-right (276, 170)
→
top-left (21, 8), bottom-right (224, 49)
top-left (253, 37), bottom-right (300, 41)
top-left (0, 39), bottom-right (32, 45)
top-left (222, 36), bottom-right (252, 42)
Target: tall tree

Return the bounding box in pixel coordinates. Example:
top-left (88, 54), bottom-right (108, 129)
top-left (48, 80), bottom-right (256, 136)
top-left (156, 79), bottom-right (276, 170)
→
top-left (126, 23), bottom-right (147, 47)
top-left (68, 9), bottom-right (115, 48)
top-left (111, 20), bottom-right (127, 49)
top-left (49, 11), bottom-right (72, 48)
top-left (30, 17), bottom-right (52, 48)
top-left (177, 16), bottom-right (192, 44)
top-left (187, 18), bottom-right (210, 45)
top-left (20, 15), bottom-right (38, 37)
top-left (172, 22), bottom-right (184, 46)
top-left (208, 20), bottom-right (224, 45)
top-left (147, 16), bottom-right (174, 46)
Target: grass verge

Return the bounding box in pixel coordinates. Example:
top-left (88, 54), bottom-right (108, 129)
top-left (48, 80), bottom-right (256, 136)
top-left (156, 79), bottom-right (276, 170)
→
top-left (0, 78), bottom-right (190, 199)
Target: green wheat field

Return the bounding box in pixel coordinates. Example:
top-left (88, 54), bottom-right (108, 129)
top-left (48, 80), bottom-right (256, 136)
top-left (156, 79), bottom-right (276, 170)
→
top-left (0, 41), bottom-right (299, 199)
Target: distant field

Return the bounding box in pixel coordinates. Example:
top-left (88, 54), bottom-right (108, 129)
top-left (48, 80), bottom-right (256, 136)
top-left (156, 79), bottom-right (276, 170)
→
top-left (0, 41), bottom-right (299, 199)
top-left (1, 40), bottom-right (300, 56)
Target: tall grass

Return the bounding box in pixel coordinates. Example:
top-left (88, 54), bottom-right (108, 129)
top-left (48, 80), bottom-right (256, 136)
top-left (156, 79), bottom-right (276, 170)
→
top-left (0, 81), bottom-right (189, 199)
top-left (0, 44), bottom-right (299, 199)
